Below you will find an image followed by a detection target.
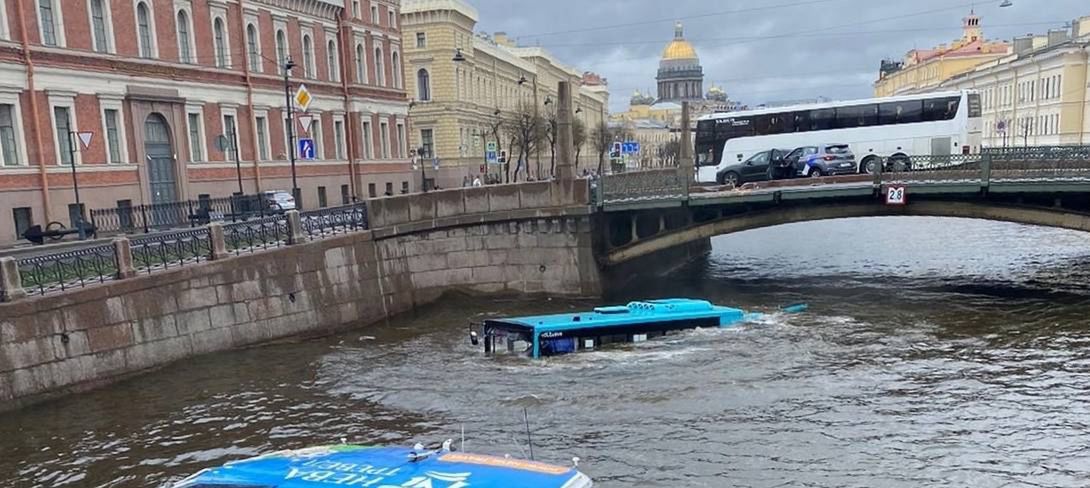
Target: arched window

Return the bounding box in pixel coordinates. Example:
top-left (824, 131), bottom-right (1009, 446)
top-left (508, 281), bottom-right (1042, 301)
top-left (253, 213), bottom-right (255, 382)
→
top-left (90, 0), bottom-right (110, 53)
top-left (275, 30), bottom-right (287, 74)
top-left (374, 47), bottom-right (384, 86)
top-left (246, 24), bottom-right (260, 72)
top-left (354, 44), bottom-right (366, 83)
top-left (391, 52), bottom-right (401, 88)
top-left (302, 35), bottom-right (315, 78)
top-left (176, 10), bottom-right (192, 63)
top-left (327, 40), bottom-right (338, 81)
top-left (213, 18), bottom-right (227, 67)
top-left (417, 69), bottom-right (430, 101)
top-left (136, 2), bottom-right (153, 58)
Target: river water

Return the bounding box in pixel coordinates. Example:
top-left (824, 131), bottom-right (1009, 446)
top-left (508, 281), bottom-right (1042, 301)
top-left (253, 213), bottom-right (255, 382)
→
top-left (4, 217), bottom-right (1090, 487)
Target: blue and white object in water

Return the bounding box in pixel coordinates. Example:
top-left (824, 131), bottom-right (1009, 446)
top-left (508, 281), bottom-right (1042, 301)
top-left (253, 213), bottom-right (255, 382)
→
top-left (476, 298), bottom-right (808, 358)
top-left (173, 443), bottom-right (592, 487)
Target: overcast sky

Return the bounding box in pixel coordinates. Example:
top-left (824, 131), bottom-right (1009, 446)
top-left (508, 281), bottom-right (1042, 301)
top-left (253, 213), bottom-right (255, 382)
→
top-left (469, 0), bottom-right (1087, 112)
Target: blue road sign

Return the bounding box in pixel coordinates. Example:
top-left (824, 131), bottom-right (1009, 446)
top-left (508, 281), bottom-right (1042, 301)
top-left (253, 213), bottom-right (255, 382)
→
top-left (622, 141), bottom-right (640, 154)
top-left (486, 150), bottom-right (498, 164)
top-left (298, 138), bottom-right (315, 160)
top-left (432, 158), bottom-right (440, 170)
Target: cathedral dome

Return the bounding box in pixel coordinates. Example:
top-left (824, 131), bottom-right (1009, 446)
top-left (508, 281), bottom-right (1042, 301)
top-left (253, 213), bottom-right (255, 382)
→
top-left (660, 21), bottom-right (698, 62)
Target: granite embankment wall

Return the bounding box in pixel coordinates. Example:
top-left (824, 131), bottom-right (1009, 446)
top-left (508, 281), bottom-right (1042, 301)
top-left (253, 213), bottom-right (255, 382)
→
top-left (0, 181), bottom-right (599, 411)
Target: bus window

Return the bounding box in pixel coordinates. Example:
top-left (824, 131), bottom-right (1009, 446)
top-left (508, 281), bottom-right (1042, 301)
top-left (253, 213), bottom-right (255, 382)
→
top-left (923, 96), bottom-right (960, 121)
top-left (810, 108), bottom-right (835, 131)
top-left (967, 93), bottom-right (981, 118)
top-left (879, 100), bottom-right (923, 124)
top-left (835, 104), bottom-right (878, 128)
top-left (791, 111), bottom-right (809, 133)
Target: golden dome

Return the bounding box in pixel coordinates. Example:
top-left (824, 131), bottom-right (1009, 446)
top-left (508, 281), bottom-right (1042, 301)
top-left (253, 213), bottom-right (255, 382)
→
top-left (661, 21), bottom-right (698, 61)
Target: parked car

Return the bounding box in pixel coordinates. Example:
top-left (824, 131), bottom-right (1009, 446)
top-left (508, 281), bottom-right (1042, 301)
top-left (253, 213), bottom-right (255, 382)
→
top-left (784, 144), bottom-right (857, 178)
top-left (716, 148), bottom-right (793, 186)
top-left (262, 190), bottom-right (296, 212)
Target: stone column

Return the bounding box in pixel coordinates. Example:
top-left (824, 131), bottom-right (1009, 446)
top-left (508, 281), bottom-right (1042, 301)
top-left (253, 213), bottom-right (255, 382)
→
top-left (0, 256), bottom-right (25, 302)
top-left (286, 210), bottom-right (306, 245)
top-left (113, 238), bottom-right (136, 279)
top-left (555, 81), bottom-right (575, 182)
top-left (208, 222), bottom-right (228, 260)
top-left (679, 101), bottom-right (693, 197)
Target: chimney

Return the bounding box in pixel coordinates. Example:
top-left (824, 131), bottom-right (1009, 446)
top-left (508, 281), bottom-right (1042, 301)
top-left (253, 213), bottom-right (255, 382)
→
top-left (1012, 35), bottom-right (1033, 55)
top-left (1048, 28), bottom-right (1070, 46)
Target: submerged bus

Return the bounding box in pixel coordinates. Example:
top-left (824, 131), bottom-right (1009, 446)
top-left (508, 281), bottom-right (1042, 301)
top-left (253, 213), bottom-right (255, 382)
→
top-left (694, 90), bottom-right (982, 183)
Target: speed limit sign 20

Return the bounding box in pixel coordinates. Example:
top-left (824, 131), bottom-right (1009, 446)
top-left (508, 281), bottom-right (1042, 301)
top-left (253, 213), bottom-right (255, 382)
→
top-left (885, 186), bottom-right (907, 205)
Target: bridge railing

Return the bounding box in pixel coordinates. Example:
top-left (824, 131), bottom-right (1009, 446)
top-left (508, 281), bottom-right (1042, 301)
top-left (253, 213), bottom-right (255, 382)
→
top-left (599, 168), bottom-right (686, 204)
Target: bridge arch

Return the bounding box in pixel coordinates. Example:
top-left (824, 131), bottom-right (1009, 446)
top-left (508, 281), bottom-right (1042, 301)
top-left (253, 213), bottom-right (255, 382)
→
top-left (604, 200), bottom-right (1090, 266)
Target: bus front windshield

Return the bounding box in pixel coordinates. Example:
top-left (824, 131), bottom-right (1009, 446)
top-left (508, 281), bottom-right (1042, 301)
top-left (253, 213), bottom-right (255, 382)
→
top-left (488, 326), bottom-right (533, 356)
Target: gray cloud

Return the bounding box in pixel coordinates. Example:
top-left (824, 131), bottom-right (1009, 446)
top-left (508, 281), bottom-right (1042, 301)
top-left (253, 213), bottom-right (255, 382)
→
top-left (469, 0), bottom-right (1086, 111)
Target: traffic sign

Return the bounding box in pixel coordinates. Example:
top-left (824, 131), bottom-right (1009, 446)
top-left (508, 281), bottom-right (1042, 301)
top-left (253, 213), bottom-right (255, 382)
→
top-left (996, 120), bottom-right (1007, 134)
top-left (486, 141), bottom-right (497, 152)
top-left (885, 186), bottom-right (907, 205)
top-left (298, 138), bottom-right (316, 160)
top-left (76, 131), bottom-right (94, 150)
top-left (610, 142), bottom-right (622, 159)
top-left (622, 141), bottom-right (640, 154)
top-left (294, 84), bottom-right (312, 112)
top-left (432, 158), bottom-right (440, 170)
top-left (486, 150), bottom-right (498, 164)
top-left (298, 114), bottom-right (314, 134)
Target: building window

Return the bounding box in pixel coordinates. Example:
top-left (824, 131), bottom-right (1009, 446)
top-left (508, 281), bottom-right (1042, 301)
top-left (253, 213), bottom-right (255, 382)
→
top-left (374, 47), bottom-right (384, 86)
top-left (388, 10), bottom-right (395, 28)
top-left (385, 182), bottom-right (393, 195)
top-left (417, 69), bottom-right (430, 101)
top-left (222, 114), bottom-right (238, 159)
top-left (391, 52), bottom-right (401, 88)
top-left (38, 0), bottom-right (60, 47)
top-left (276, 30), bottom-right (287, 74)
top-left (104, 108), bottom-right (122, 164)
top-left (187, 112), bottom-right (204, 162)
top-left (370, 5), bottom-right (378, 24)
top-left (89, 0), bottom-right (110, 53)
top-left (255, 115), bottom-right (269, 161)
top-left (327, 40), bottom-right (339, 81)
top-left (341, 184), bottom-right (350, 204)
top-left (379, 121), bottom-right (389, 159)
top-left (310, 117), bottom-right (323, 159)
top-left (361, 119), bottom-right (373, 159)
top-left (355, 43), bottom-right (366, 83)
top-left (419, 128), bottom-right (433, 158)
top-left (177, 10), bottom-right (192, 63)
top-left (247, 24), bottom-right (261, 72)
top-left (302, 35), bottom-right (315, 78)
top-left (416, 32), bottom-right (426, 48)
top-left (136, 2), bottom-right (153, 58)
top-left (334, 119), bottom-right (345, 159)
top-left (352, 1), bottom-right (360, 18)
top-left (401, 181), bottom-right (409, 194)
top-left (396, 122), bottom-right (405, 159)
top-left (0, 104), bottom-right (20, 166)
top-left (53, 106), bottom-right (75, 165)
top-left (368, 183), bottom-right (376, 197)
top-left (12, 207), bottom-right (32, 239)
top-left (213, 17), bottom-right (228, 67)
top-left (317, 186), bottom-right (327, 207)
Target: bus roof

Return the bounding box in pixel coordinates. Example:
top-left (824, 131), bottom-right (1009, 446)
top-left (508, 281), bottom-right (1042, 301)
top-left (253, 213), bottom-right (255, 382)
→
top-left (696, 90), bottom-right (975, 122)
top-left (486, 299), bottom-right (744, 334)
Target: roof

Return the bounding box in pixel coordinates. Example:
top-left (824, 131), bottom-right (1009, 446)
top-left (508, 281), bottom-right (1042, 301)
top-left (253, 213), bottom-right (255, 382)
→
top-left (695, 90), bottom-right (971, 121)
top-left (174, 445), bottom-right (590, 488)
top-left (402, 0), bottom-right (479, 21)
top-left (662, 21), bottom-right (698, 61)
top-left (492, 299), bottom-right (745, 334)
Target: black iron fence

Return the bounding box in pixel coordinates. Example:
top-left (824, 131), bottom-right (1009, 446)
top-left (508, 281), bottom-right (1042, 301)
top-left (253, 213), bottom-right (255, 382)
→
top-left (90, 194), bottom-right (268, 236)
top-left (130, 228), bottom-right (214, 274)
top-left (300, 203), bottom-right (369, 238)
top-left (224, 216), bottom-right (290, 255)
top-left (17, 243), bottom-right (117, 296)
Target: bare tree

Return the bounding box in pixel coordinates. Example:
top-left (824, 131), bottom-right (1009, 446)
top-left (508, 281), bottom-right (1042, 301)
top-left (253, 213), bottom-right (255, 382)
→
top-left (572, 118), bottom-right (587, 173)
top-left (591, 121), bottom-right (613, 175)
top-left (509, 99), bottom-right (546, 182)
top-left (484, 111), bottom-right (507, 182)
top-left (544, 105), bottom-right (558, 178)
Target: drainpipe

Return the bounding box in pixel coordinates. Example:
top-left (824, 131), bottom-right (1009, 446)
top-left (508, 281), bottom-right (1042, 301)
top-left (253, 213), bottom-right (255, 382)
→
top-left (338, 13), bottom-right (358, 201)
top-left (238, 0), bottom-right (262, 194)
top-left (15, 0), bottom-right (52, 223)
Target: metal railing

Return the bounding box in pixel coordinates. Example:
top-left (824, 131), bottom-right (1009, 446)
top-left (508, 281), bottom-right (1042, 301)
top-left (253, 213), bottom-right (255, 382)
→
top-left (300, 203), bottom-right (369, 239)
top-left (16, 243), bottom-right (117, 296)
top-left (130, 228), bottom-right (213, 274)
top-left (224, 216), bottom-right (290, 255)
top-left (90, 194), bottom-right (266, 236)
top-left (601, 168), bottom-right (687, 203)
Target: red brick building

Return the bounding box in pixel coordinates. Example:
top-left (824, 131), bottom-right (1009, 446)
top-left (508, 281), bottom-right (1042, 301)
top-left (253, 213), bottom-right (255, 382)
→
top-left (0, 0), bottom-right (412, 243)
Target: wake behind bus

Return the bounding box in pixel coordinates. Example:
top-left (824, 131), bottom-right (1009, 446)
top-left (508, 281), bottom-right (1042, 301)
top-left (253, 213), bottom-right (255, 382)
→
top-left (694, 90), bottom-right (982, 184)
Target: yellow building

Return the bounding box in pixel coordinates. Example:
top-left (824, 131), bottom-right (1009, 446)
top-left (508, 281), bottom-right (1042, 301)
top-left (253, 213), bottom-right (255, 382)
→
top-left (874, 12), bottom-right (1010, 97)
top-left (401, 0), bottom-right (608, 186)
top-left (940, 17), bottom-right (1090, 147)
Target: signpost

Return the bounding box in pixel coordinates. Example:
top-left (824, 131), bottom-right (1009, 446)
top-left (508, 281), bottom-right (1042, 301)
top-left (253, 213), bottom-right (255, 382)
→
top-left (294, 84), bottom-right (312, 112)
top-left (885, 186), bottom-right (907, 205)
top-left (68, 131), bottom-right (93, 239)
top-left (76, 131), bottom-right (94, 150)
top-left (298, 138), bottom-right (316, 160)
top-left (622, 141), bottom-right (640, 154)
top-left (298, 114), bottom-right (314, 135)
top-left (485, 141), bottom-right (498, 165)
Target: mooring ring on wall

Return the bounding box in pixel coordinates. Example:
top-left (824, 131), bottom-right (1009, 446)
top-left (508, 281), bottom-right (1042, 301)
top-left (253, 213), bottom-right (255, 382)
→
top-left (539, 265), bottom-right (546, 273)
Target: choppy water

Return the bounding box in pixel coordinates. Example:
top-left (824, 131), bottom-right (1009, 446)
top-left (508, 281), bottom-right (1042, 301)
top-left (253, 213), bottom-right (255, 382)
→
top-left (4, 217), bottom-right (1090, 487)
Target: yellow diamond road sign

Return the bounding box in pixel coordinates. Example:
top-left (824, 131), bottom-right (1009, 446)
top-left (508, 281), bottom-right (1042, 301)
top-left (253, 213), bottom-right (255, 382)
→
top-left (294, 84), bottom-right (312, 112)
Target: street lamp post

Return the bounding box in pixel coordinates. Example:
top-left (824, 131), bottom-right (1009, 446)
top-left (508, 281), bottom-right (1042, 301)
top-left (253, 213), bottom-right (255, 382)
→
top-left (417, 147), bottom-right (428, 192)
top-left (283, 58), bottom-right (299, 205)
top-left (66, 131), bottom-right (85, 239)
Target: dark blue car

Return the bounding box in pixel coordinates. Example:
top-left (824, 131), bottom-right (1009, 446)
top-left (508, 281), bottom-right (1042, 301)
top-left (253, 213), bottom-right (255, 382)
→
top-left (784, 144), bottom-right (858, 178)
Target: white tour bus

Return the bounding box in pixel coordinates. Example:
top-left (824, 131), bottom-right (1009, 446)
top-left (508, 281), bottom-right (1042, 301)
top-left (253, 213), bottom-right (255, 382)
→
top-left (694, 90), bottom-right (982, 183)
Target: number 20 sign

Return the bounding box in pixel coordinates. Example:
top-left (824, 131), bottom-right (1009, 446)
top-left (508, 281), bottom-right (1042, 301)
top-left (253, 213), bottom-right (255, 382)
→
top-left (885, 186), bottom-right (907, 205)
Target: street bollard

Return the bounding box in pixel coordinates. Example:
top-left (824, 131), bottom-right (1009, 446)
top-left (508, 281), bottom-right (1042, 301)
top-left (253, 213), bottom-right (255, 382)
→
top-left (0, 256), bottom-right (25, 302)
